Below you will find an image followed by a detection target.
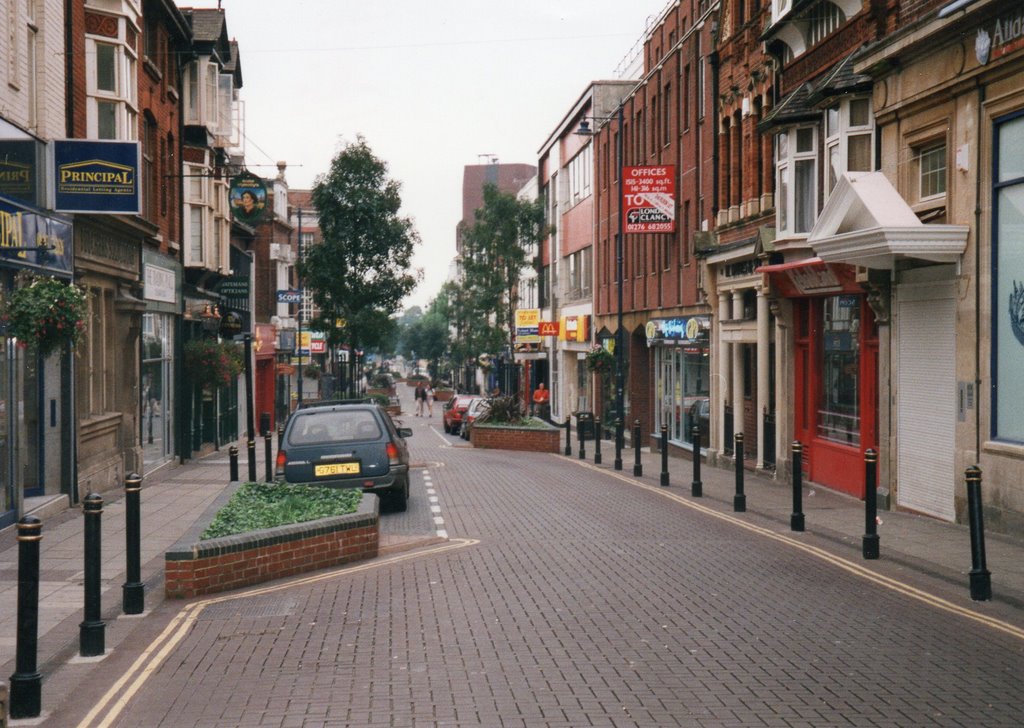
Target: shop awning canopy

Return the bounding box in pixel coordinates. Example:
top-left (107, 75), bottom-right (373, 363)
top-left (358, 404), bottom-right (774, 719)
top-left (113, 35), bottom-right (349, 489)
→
top-left (808, 172), bottom-right (969, 270)
top-left (756, 257), bottom-right (862, 297)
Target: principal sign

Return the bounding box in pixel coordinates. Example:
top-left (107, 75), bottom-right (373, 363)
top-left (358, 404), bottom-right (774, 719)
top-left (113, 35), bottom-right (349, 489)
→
top-left (622, 166), bottom-right (676, 233)
top-left (51, 139), bottom-right (141, 214)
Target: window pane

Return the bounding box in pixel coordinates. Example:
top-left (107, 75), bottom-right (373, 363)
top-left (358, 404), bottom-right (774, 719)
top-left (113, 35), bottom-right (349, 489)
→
top-left (190, 206), bottom-right (203, 261)
top-left (849, 98), bottom-right (870, 127)
top-left (995, 184), bottom-right (1024, 439)
top-left (826, 106), bottom-right (839, 137)
top-left (818, 296), bottom-right (860, 446)
top-left (847, 133), bottom-right (872, 172)
top-left (96, 43), bottom-right (116, 92)
top-left (795, 159), bottom-right (815, 232)
top-left (920, 144), bottom-right (947, 198)
top-left (777, 166), bottom-right (788, 231)
top-left (776, 132), bottom-right (788, 161)
top-left (998, 115), bottom-right (1024, 182)
top-left (97, 100), bottom-right (117, 139)
top-left (828, 144), bottom-right (840, 192)
top-left (796, 127), bottom-right (814, 153)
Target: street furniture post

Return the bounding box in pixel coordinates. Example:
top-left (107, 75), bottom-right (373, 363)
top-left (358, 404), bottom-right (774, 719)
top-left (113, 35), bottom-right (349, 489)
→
top-left (632, 420), bottom-right (643, 476)
top-left (733, 432), bottom-right (746, 512)
top-left (862, 449), bottom-right (880, 559)
top-left (80, 493), bottom-right (105, 656)
top-left (594, 417), bottom-right (602, 465)
top-left (122, 473), bottom-right (144, 614)
top-left (691, 425), bottom-right (703, 497)
top-left (10, 516), bottom-right (42, 718)
top-left (660, 424), bottom-right (669, 486)
top-left (791, 442), bottom-right (805, 532)
top-left (229, 444), bottom-right (239, 482)
top-left (965, 466), bottom-right (992, 601)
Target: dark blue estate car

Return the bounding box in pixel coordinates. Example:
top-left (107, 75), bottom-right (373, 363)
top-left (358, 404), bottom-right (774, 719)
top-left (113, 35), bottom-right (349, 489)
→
top-left (275, 401), bottom-right (412, 512)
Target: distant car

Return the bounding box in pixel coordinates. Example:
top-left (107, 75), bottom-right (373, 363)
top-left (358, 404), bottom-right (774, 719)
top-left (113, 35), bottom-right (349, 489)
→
top-left (443, 394), bottom-right (476, 434)
top-left (460, 397), bottom-right (489, 439)
top-left (275, 401), bottom-right (412, 512)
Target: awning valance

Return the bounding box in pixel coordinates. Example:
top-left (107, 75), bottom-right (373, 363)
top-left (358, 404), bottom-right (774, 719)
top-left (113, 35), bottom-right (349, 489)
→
top-left (756, 257), bottom-right (862, 298)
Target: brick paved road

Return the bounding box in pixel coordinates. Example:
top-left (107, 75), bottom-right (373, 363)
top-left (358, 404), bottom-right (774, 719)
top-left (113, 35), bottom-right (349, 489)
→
top-left (58, 419), bottom-right (1024, 727)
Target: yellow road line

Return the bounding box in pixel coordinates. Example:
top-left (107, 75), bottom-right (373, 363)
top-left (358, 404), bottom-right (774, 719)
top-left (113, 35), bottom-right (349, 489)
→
top-left (79, 538), bottom-right (478, 728)
top-left (572, 459), bottom-right (1024, 641)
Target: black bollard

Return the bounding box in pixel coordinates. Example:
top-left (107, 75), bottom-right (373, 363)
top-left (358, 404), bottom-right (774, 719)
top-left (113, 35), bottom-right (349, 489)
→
top-left (965, 466), bottom-right (992, 601)
top-left (791, 442), bottom-right (805, 532)
top-left (578, 416), bottom-right (587, 460)
top-left (660, 424), bottom-right (669, 486)
top-left (264, 432), bottom-right (273, 482)
top-left (594, 417), bottom-right (602, 465)
top-left (10, 516), bottom-right (42, 718)
top-left (80, 493), bottom-right (105, 657)
top-left (229, 444), bottom-right (239, 482)
top-left (122, 473), bottom-right (144, 615)
top-left (633, 420), bottom-right (643, 476)
top-left (564, 416), bottom-right (572, 456)
top-left (862, 449), bottom-right (880, 559)
top-left (733, 432), bottom-right (746, 512)
top-left (691, 425), bottom-right (702, 497)
top-left (247, 438), bottom-right (257, 482)
top-left (614, 418), bottom-right (623, 471)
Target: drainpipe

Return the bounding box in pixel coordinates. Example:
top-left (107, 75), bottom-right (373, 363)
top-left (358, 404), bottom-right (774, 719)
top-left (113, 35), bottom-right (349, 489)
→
top-left (974, 82), bottom-right (984, 464)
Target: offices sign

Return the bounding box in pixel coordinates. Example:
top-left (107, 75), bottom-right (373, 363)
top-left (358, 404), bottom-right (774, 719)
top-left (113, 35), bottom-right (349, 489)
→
top-left (622, 166), bottom-right (676, 233)
top-left (51, 139), bottom-right (141, 214)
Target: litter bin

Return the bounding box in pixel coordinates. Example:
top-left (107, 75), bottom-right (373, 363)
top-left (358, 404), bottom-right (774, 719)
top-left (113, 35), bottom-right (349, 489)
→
top-left (576, 411), bottom-right (595, 440)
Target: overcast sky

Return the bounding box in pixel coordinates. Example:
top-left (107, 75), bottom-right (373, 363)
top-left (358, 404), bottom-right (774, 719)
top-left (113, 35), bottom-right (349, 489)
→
top-left (193, 1), bottom-right (671, 309)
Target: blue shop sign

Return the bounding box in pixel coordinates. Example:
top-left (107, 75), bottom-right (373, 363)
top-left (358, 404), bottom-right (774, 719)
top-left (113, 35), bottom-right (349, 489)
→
top-left (0, 194), bottom-right (73, 274)
top-left (646, 315), bottom-right (710, 344)
top-left (51, 139), bottom-right (141, 214)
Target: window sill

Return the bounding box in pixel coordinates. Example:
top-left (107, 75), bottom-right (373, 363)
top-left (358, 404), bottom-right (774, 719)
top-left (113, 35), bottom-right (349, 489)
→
top-left (983, 440), bottom-right (1024, 461)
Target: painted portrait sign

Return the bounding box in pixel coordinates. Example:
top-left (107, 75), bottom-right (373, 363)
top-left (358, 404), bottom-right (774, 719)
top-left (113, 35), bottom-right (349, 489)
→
top-left (230, 172), bottom-right (267, 224)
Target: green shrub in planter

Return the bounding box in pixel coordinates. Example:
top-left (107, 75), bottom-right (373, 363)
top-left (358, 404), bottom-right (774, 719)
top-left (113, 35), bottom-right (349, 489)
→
top-left (201, 482), bottom-right (361, 539)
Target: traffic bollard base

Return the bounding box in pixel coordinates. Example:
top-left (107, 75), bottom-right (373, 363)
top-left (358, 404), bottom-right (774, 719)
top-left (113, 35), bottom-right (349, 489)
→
top-left (9, 673), bottom-right (41, 719)
top-left (123, 582), bottom-right (145, 615)
top-left (969, 569), bottom-right (992, 601)
top-left (660, 473), bottom-right (669, 487)
top-left (633, 464), bottom-right (643, 477)
top-left (691, 481), bottom-right (702, 497)
top-left (79, 620), bottom-right (105, 657)
top-left (733, 494), bottom-right (746, 512)
top-left (862, 534), bottom-right (880, 560)
top-left (791, 513), bottom-right (805, 532)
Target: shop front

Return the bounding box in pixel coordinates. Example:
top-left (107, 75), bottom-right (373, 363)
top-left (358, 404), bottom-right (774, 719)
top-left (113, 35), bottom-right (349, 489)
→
top-left (142, 250), bottom-right (181, 474)
top-left (0, 194), bottom-right (76, 526)
top-left (760, 258), bottom-right (878, 497)
top-left (649, 316), bottom-right (711, 450)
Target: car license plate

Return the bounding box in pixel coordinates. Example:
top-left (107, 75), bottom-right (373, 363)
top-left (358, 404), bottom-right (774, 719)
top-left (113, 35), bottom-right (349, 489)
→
top-left (315, 462), bottom-right (360, 477)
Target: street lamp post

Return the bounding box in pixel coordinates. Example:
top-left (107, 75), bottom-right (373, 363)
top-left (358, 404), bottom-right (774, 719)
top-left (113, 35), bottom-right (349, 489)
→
top-left (613, 103), bottom-right (625, 471)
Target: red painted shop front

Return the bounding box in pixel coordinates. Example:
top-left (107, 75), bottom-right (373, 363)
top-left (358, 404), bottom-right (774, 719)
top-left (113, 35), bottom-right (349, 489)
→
top-left (761, 259), bottom-right (878, 498)
top-left (254, 323), bottom-right (277, 432)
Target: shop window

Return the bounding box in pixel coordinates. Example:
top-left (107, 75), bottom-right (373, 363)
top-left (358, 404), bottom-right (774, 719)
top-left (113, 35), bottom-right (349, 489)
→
top-left (993, 112), bottom-right (1024, 442)
top-left (818, 295), bottom-right (860, 445)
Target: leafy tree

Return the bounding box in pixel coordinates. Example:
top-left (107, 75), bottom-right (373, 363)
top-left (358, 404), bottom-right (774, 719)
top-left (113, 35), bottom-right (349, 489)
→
top-left (458, 183), bottom-right (546, 355)
top-left (301, 136), bottom-right (421, 354)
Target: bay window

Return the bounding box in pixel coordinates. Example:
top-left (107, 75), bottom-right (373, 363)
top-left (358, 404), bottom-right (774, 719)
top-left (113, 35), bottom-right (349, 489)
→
top-left (825, 97), bottom-right (874, 196)
top-left (776, 126), bottom-right (817, 236)
top-left (86, 24), bottom-right (137, 140)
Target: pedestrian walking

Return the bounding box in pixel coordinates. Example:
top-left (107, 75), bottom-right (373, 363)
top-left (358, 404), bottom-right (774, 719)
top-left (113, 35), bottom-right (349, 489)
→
top-left (425, 384), bottom-right (435, 417)
top-left (415, 383), bottom-right (425, 416)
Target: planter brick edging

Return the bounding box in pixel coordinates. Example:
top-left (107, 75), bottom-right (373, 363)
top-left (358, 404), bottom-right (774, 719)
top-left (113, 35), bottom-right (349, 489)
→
top-left (164, 485), bottom-right (379, 599)
top-left (470, 422), bottom-right (561, 453)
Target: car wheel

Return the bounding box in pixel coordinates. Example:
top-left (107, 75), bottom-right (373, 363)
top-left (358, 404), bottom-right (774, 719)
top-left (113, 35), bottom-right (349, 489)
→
top-left (386, 483), bottom-right (408, 513)
top-left (443, 421), bottom-right (450, 433)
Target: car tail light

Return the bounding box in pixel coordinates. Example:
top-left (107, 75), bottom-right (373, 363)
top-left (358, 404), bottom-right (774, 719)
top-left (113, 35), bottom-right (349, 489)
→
top-left (386, 441), bottom-right (400, 466)
top-left (276, 449), bottom-right (287, 470)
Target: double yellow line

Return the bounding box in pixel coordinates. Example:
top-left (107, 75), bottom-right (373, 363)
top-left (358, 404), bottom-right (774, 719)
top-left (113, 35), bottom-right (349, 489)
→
top-left (574, 459), bottom-right (1024, 641)
top-left (78, 538), bottom-right (478, 728)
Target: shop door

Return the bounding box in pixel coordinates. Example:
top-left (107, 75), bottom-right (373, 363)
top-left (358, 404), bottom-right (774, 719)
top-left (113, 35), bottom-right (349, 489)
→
top-left (896, 281), bottom-right (956, 520)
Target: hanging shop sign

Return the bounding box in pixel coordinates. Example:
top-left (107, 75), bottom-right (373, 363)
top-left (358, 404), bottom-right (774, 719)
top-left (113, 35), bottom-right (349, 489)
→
top-left (217, 276), bottom-right (250, 300)
top-left (219, 311), bottom-right (243, 338)
top-left (623, 165), bottom-right (676, 233)
top-left (51, 139), bottom-right (140, 214)
top-left (229, 172), bottom-right (267, 225)
top-left (539, 320), bottom-right (560, 337)
top-left (646, 316), bottom-right (710, 348)
top-left (558, 315), bottom-right (590, 342)
top-left (515, 308), bottom-right (541, 344)
top-left (0, 195), bottom-right (73, 274)
top-left (0, 140), bottom-right (43, 207)
top-left (277, 289), bottom-right (302, 304)
top-left (756, 257), bottom-right (861, 298)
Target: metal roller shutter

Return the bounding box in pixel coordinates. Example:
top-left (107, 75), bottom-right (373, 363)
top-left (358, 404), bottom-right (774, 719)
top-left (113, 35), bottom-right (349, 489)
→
top-left (896, 281), bottom-right (956, 520)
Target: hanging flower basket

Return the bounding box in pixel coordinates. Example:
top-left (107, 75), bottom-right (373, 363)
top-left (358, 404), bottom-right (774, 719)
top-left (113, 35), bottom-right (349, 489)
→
top-left (2, 275), bottom-right (88, 358)
top-left (585, 345), bottom-right (615, 374)
top-left (184, 339), bottom-right (243, 391)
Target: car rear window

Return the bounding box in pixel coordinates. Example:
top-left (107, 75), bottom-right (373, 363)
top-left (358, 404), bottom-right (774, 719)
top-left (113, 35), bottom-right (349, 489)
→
top-left (289, 410), bottom-right (382, 444)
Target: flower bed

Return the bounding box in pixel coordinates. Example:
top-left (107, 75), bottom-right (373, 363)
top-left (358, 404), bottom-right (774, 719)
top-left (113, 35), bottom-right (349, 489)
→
top-left (471, 421), bottom-right (561, 453)
top-left (165, 485), bottom-right (379, 598)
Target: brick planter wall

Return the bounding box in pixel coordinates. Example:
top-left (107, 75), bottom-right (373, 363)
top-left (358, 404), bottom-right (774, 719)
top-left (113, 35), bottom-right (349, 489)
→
top-left (471, 423), bottom-right (561, 453)
top-left (165, 490), bottom-right (379, 599)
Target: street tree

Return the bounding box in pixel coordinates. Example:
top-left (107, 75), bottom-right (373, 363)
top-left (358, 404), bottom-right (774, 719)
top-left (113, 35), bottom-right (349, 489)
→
top-left (458, 183), bottom-right (546, 355)
top-left (301, 136), bottom-right (421, 356)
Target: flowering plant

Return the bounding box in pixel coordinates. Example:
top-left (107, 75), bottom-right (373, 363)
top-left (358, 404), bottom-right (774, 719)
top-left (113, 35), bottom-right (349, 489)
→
top-left (184, 339), bottom-right (243, 391)
top-left (585, 345), bottom-right (615, 374)
top-left (2, 275), bottom-right (88, 357)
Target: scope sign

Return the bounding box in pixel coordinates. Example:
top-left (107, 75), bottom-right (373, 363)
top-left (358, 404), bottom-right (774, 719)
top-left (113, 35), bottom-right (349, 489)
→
top-left (622, 165), bottom-right (676, 234)
top-left (277, 289), bottom-right (302, 304)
